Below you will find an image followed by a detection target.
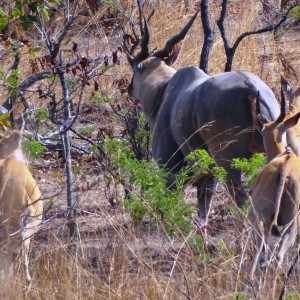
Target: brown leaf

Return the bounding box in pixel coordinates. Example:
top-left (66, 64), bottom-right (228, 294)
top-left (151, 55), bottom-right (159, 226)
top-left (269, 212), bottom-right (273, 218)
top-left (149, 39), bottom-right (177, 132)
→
top-left (72, 42), bottom-right (78, 52)
top-left (112, 51), bottom-right (120, 65)
top-left (94, 80), bottom-right (99, 91)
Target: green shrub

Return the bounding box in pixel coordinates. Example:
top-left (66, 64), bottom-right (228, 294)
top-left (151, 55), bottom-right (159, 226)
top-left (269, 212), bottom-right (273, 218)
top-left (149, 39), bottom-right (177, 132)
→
top-left (36, 108), bottom-right (49, 121)
top-left (77, 126), bottom-right (96, 136)
top-left (91, 91), bottom-right (114, 105)
top-left (5, 69), bottom-right (20, 96)
top-left (104, 137), bottom-right (193, 235)
top-left (103, 137), bottom-right (228, 236)
top-left (23, 138), bottom-right (47, 159)
top-left (185, 149), bottom-right (227, 185)
top-left (231, 153), bottom-right (266, 187)
top-left (289, 6), bottom-right (300, 22)
top-left (187, 235), bottom-right (213, 263)
top-left (282, 291), bottom-right (300, 300)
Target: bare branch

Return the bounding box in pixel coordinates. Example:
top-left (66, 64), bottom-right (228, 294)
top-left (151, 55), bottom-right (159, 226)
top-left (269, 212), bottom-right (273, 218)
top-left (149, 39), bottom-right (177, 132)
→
top-left (231, 5), bottom-right (297, 53)
top-left (3, 56), bottom-right (108, 109)
top-left (217, 1), bottom-right (298, 71)
top-left (52, 0), bottom-right (79, 59)
top-left (123, 1), bottom-right (155, 56)
top-left (199, 0), bottom-right (216, 73)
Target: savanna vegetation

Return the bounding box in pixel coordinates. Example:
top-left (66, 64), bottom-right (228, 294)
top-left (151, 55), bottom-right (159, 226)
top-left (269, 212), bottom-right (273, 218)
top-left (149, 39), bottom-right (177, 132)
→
top-left (0, 0), bottom-right (300, 299)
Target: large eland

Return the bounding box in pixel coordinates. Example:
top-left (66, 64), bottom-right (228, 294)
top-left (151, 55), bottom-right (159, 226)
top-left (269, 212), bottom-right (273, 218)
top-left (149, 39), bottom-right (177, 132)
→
top-left (126, 12), bottom-right (280, 217)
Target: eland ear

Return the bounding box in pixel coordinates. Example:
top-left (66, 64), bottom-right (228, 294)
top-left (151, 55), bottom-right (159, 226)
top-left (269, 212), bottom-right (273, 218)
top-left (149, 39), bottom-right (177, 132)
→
top-left (255, 114), bottom-right (264, 133)
top-left (164, 44), bottom-right (181, 66)
top-left (127, 53), bottom-right (134, 67)
top-left (153, 10), bottom-right (198, 65)
top-left (255, 113), bottom-right (270, 133)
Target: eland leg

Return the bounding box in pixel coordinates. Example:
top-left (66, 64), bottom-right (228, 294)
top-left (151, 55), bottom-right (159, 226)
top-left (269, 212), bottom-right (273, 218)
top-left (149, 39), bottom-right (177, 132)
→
top-left (226, 169), bottom-right (248, 209)
top-left (194, 175), bottom-right (215, 218)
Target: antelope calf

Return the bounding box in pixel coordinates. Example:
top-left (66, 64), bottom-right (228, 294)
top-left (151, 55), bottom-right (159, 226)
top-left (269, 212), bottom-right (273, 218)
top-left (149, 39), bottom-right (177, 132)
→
top-left (0, 131), bottom-right (43, 282)
top-left (249, 89), bottom-right (300, 279)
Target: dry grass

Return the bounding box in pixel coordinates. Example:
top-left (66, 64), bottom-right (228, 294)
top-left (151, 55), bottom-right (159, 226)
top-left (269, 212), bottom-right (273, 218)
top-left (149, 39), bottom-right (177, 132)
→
top-left (1, 0), bottom-right (300, 299)
top-left (3, 201), bottom-right (300, 300)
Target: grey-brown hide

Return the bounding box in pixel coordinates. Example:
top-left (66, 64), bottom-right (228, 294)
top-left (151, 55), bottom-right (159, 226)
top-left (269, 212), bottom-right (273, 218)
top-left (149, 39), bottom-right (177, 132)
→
top-left (0, 131), bottom-right (42, 282)
top-left (127, 12), bottom-right (280, 217)
top-left (249, 91), bottom-right (300, 279)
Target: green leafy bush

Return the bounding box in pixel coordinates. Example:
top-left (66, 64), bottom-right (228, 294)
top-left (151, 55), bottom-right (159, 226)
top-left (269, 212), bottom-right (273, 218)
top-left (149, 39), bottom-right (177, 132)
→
top-left (36, 108), bottom-right (49, 121)
top-left (5, 69), bottom-right (20, 96)
top-left (282, 291), bottom-right (300, 300)
top-left (103, 137), bottom-right (228, 236)
top-left (91, 91), bottom-right (114, 105)
top-left (23, 139), bottom-right (47, 159)
top-left (104, 137), bottom-right (193, 235)
top-left (186, 149), bottom-right (227, 184)
top-left (231, 153), bottom-right (266, 187)
top-left (289, 6), bottom-right (300, 22)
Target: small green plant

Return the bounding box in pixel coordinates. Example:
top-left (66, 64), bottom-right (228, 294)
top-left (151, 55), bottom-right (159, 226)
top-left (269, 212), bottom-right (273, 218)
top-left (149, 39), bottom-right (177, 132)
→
top-left (36, 108), bottom-right (49, 121)
top-left (188, 235), bottom-right (213, 263)
top-left (23, 139), bottom-right (47, 159)
top-left (289, 6), bottom-right (300, 22)
top-left (66, 78), bottom-right (78, 92)
top-left (0, 10), bottom-right (8, 32)
top-left (282, 291), bottom-right (300, 300)
top-left (6, 69), bottom-right (20, 96)
top-left (77, 126), bottom-right (96, 136)
top-left (226, 198), bottom-right (250, 217)
top-left (186, 149), bottom-right (227, 184)
top-left (91, 91), bottom-right (114, 105)
top-left (231, 153), bottom-right (266, 187)
top-left (102, 137), bottom-right (229, 235)
top-left (0, 112), bottom-right (12, 128)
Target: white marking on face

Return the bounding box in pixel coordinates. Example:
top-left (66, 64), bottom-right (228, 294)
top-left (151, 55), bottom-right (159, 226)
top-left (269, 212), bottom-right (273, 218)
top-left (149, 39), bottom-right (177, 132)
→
top-left (13, 149), bottom-right (26, 164)
top-left (280, 132), bottom-right (287, 146)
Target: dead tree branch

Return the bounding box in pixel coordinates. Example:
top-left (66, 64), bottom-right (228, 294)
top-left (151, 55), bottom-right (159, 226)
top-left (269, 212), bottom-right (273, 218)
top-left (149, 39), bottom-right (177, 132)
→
top-left (217, 0), bottom-right (298, 71)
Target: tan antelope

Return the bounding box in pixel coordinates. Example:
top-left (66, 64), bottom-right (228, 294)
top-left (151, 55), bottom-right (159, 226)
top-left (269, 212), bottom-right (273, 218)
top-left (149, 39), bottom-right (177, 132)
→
top-left (281, 76), bottom-right (300, 157)
top-left (125, 12), bottom-right (280, 217)
top-left (281, 76), bottom-right (300, 113)
top-left (0, 130), bottom-right (25, 162)
top-left (249, 89), bottom-right (300, 279)
top-left (0, 131), bottom-right (43, 282)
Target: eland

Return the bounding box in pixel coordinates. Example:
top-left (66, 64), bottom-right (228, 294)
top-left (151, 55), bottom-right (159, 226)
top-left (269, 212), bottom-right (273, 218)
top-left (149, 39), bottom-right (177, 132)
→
top-left (126, 12), bottom-right (280, 217)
